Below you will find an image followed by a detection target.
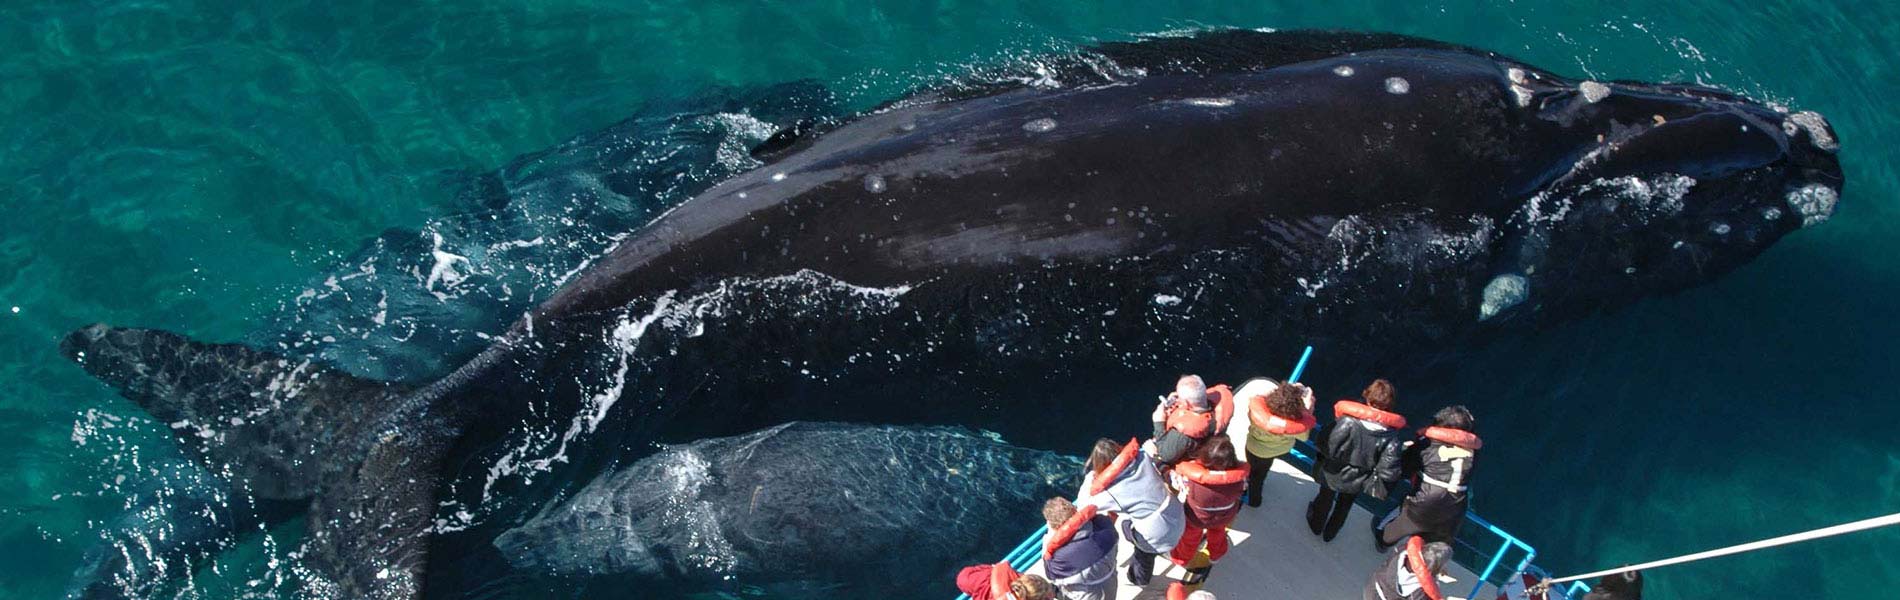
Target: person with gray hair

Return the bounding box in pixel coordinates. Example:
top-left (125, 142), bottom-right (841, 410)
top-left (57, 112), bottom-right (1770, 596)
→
top-left (1149, 374), bottom-right (1233, 466)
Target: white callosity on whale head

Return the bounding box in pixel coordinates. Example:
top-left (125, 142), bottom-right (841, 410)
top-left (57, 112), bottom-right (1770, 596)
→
top-left (1479, 274), bottom-right (1530, 321)
top-left (1506, 67), bottom-right (1534, 107)
top-left (1786, 184), bottom-right (1839, 227)
top-left (1384, 77), bottom-right (1410, 94)
top-left (1579, 80), bottom-right (1612, 103)
top-left (1788, 111), bottom-right (1838, 152)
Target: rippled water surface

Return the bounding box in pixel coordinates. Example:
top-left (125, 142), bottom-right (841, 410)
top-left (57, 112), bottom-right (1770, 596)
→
top-left (2, 1), bottom-right (1896, 598)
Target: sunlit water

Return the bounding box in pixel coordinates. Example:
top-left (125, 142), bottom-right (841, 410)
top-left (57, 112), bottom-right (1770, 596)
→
top-left (1, 1), bottom-right (1896, 599)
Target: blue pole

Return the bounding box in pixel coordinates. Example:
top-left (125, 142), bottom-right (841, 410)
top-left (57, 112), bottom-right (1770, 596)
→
top-left (1287, 345), bottom-right (1315, 383)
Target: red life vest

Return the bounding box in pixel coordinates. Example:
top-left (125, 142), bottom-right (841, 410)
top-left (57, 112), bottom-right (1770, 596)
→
top-left (988, 561), bottom-right (1020, 600)
top-left (1406, 536), bottom-right (1444, 600)
top-left (1042, 504), bottom-right (1100, 559)
top-left (1421, 426), bottom-right (1482, 450)
top-left (1249, 393), bottom-right (1317, 435)
top-left (1334, 400), bottom-right (1407, 429)
top-left (1174, 459), bottom-right (1249, 486)
top-left (1088, 438), bottom-right (1140, 496)
top-left (1164, 384), bottom-right (1235, 439)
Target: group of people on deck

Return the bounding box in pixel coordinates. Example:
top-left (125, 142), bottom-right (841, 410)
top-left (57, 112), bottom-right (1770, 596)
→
top-left (956, 374), bottom-right (1497, 600)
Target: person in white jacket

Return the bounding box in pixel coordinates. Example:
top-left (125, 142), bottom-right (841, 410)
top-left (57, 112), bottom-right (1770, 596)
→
top-left (1076, 438), bottom-right (1185, 587)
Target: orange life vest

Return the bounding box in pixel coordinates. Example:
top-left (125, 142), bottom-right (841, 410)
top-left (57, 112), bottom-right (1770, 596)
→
top-left (1406, 536), bottom-right (1444, 600)
top-left (1249, 393), bottom-right (1317, 435)
top-left (1088, 438), bottom-right (1141, 496)
top-left (1421, 426), bottom-right (1482, 450)
top-left (1334, 400), bottom-right (1407, 429)
top-left (1042, 504), bottom-right (1100, 559)
top-left (1164, 384), bottom-right (1235, 439)
top-left (1174, 458), bottom-right (1249, 486)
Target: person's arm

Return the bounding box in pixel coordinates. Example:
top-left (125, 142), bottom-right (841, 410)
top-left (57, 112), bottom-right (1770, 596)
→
top-left (1151, 429), bottom-right (1194, 465)
top-left (1399, 437), bottom-right (1426, 480)
top-left (1375, 437), bottom-right (1404, 487)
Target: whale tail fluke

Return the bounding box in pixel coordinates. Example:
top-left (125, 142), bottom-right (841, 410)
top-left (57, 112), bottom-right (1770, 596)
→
top-left (61, 324), bottom-right (449, 599)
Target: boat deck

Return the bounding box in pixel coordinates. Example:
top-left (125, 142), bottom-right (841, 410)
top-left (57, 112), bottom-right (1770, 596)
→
top-left (1023, 379), bottom-right (1485, 599)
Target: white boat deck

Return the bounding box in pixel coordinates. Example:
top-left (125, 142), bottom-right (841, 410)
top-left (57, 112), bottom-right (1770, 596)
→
top-left (1026, 380), bottom-right (1482, 599)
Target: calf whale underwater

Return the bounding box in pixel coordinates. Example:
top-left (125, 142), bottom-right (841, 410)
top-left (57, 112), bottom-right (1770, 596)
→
top-left (492, 422), bottom-right (1076, 595)
top-left (60, 29), bottom-right (1843, 598)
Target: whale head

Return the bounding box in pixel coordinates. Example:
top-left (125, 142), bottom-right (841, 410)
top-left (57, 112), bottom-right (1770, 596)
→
top-left (1479, 69), bottom-right (1845, 323)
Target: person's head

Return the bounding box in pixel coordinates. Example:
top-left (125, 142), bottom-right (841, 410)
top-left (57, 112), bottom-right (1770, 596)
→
top-left (1420, 541), bottom-right (1453, 574)
top-left (1187, 591), bottom-right (1217, 600)
top-left (1583, 569), bottom-right (1644, 600)
top-left (1042, 497), bottom-right (1077, 530)
top-left (1010, 573), bottom-right (1054, 600)
top-left (1085, 438), bottom-right (1123, 473)
top-left (1175, 374), bottom-right (1209, 410)
top-left (1198, 436), bottom-right (1242, 471)
top-left (1363, 379), bottom-right (1396, 411)
top-left (1432, 405), bottom-right (1476, 432)
top-left (1265, 384), bottom-right (1309, 420)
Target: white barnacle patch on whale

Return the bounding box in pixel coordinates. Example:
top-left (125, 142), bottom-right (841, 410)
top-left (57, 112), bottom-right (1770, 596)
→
top-left (1710, 222), bottom-right (1731, 235)
top-left (1579, 81), bottom-right (1612, 103)
top-left (1182, 97), bottom-right (1235, 107)
top-left (1506, 68), bottom-right (1534, 107)
top-left (1479, 274), bottom-right (1529, 321)
top-left (1333, 65), bottom-right (1355, 77)
top-left (1384, 77), bottom-right (1410, 94)
top-left (771, 172), bottom-right (787, 182)
top-left (863, 174), bottom-right (887, 194)
top-left (1789, 111), bottom-right (1838, 152)
top-left (1762, 206), bottom-right (1783, 221)
top-left (1022, 118), bottom-right (1057, 133)
top-left (1152, 294), bottom-right (1183, 307)
top-left (1786, 184), bottom-right (1839, 227)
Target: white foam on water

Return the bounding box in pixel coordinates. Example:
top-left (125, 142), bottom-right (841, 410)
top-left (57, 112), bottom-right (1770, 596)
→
top-left (476, 270), bottom-right (914, 508)
top-left (422, 231), bottom-right (471, 301)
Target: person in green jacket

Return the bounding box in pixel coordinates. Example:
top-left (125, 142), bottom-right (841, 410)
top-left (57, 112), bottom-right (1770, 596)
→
top-left (1243, 381), bottom-right (1317, 508)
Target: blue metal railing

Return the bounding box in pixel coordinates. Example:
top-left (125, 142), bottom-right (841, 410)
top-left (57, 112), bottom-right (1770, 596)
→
top-left (957, 345), bottom-right (1549, 599)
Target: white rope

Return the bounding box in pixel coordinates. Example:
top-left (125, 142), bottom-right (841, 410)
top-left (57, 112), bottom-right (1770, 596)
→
top-left (1536, 512), bottom-right (1900, 590)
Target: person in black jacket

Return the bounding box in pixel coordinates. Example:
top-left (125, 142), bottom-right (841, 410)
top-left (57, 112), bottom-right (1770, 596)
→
top-left (1378, 406), bottom-right (1479, 549)
top-left (1308, 379), bottom-right (1408, 542)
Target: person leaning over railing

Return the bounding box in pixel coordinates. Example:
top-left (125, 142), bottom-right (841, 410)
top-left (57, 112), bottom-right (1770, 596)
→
top-left (1376, 405), bottom-right (1480, 551)
top-left (1039, 497), bottom-right (1120, 600)
top-left (954, 560), bottom-right (1056, 600)
top-left (1308, 379), bottom-right (1408, 543)
top-left (1243, 382), bottom-right (1316, 508)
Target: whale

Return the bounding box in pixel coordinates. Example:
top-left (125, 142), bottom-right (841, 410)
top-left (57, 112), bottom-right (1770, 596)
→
top-left (491, 422), bottom-right (1077, 596)
top-left (58, 29), bottom-right (1844, 598)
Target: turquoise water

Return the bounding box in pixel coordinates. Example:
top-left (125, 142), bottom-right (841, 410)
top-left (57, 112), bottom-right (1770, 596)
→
top-left (1, 1), bottom-right (1896, 598)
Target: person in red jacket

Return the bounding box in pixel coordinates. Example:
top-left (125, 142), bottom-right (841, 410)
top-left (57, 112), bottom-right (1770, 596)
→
top-left (1169, 436), bottom-right (1249, 567)
top-left (955, 561), bottom-right (1055, 600)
